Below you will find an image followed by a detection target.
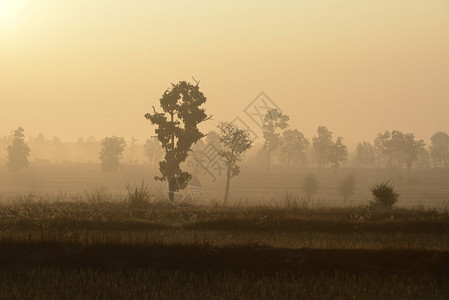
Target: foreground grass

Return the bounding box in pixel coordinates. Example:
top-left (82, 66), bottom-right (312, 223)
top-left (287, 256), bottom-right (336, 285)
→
top-left (0, 198), bottom-right (447, 298)
top-left (1, 267), bottom-right (448, 299)
top-left (0, 242), bottom-right (448, 299)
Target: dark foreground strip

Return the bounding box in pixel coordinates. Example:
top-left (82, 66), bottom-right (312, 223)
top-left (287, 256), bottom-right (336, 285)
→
top-left (0, 242), bottom-right (447, 276)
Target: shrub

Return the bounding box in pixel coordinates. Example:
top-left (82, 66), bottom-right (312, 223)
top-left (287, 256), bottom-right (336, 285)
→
top-left (301, 173), bottom-right (319, 201)
top-left (369, 180), bottom-right (399, 208)
top-left (339, 175), bottom-right (355, 203)
top-left (125, 181), bottom-right (152, 208)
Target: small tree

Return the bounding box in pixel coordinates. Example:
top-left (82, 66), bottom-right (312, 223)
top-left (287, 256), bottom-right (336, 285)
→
top-left (301, 173), bottom-right (319, 201)
top-left (6, 127), bottom-right (31, 172)
top-left (338, 174), bottom-right (355, 203)
top-left (262, 109), bottom-right (289, 171)
top-left (312, 126), bottom-right (333, 169)
top-left (217, 122), bottom-right (252, 205)
top-left (369, 180), bottom-right (399, 208)
top-left (145, 81), bottom-right (210, 202)
top-left (99, 136), bottom-right (126, 172)
top-left (328, 137), bottom-right (348, 176)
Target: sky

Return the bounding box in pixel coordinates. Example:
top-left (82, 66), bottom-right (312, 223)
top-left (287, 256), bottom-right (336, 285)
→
top-left (1, 0), bottom-right (448, 147)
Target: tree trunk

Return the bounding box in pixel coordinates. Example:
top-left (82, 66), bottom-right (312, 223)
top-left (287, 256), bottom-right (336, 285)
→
top-left (168, 112), bottom-right (176, 202)
top-left (267, 144), bottom-right (271, 172)
top-left (168, 177), bottom-right (176, 202)
top-left (223, 169), bottom-right (231, 205)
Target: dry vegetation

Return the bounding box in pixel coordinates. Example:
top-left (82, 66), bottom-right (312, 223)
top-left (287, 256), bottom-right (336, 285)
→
top-left (0, 186), bottom-right (448, 298)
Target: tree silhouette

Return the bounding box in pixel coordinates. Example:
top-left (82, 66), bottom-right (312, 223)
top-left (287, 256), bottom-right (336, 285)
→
top-left (328, 137), bottom-right (348, 176)
top-left (144, 138), bottom-right (164, 166)
top-left (400, 133), bottom-right (426, 176)
top-left (262, 109), bottom-right (289, 171)
top-left (6, 127), bottom-right (31, 172)
top-left (280, 129), bottom-right (309, 169)
top-left (338, 174), bottom-right (355, 203)
top-left (301, 173), bottom-right (319, 201)
top-left (430, 131), bottom-right (449, 168)
top-left (374, 131), bottom-right (392, 168)
top-left (217, 122), bottom-right (252, 205)
top-left (129, 137), bottom-right (137, 164)
top-left (145, 81), bottom-right (210, 202)
top-left (99, 136), bottom-right (126, 173)
top-left (312, 126), bottom-right (333, 169)
top-left (355, 142), bottom-right (375, 167)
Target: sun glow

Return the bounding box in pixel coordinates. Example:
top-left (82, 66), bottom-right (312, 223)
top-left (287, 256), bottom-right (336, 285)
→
top-left (0, 0), bottom-right (22, 27)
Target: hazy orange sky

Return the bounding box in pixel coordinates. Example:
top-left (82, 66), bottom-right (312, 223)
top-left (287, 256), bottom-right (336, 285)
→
top-left (1, 0), bottom-right (448, 147)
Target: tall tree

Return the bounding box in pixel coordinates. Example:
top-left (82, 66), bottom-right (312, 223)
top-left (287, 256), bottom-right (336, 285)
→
top-left (145, 81), bottom-right (210, 202)
top-left (328, 137), bottom-right (348, 176)
top-left (99, 136), bottom-right (126, 172)
top-left (6, 127), bottom-right (31, 172)
top-left (280, 129), bottom-right (309, 169)
top-left (262, 109), bottom-right (289, 171)
top-left (430, 131), bottom-right (449, 168)
top-left (312, 126), bottom-right (333, 169)
top-left (217, 122), bottom-right (252, 205)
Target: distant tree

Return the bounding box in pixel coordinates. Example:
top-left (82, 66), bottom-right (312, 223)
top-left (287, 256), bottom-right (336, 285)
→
top-left (145, 81), bottom-right (210, 202)
top-left (144, 138), bottom-right (164, 166)
top-left (262, 109), bottom-right (289, 171)
top-left (280, 129), bottom-right (310, 169)
top-left (51, 136), bottom-right (68, 163)
top-left (338, 174), bottom-right (355, 203)
top-left (6, 127), bottom-right (31, 172)
top-left (389, 130), bottom-right (408, 168)
top-left (205, 130), bottom-right (220, 146)
top-left (430, 131), bottom-right (449, 168)
top-left (415, 148), bottom-right (431, 169)
top-left (328, 137), bottom-right (348, 176)
top-left (301, 173), bottom-right (319, 201)
top-left (374, 131), bottom-right (392, 168)
top-left (400, 133), bottom-right (426, 175)
top-left (185, 137), bottom-right (206, 173)
top-left (99, 136), bottom-right (126, 172)
top-left (312, 126), bottom-right (333, 169)
top-left (129, 137), bottom-right (137, 164)
top-left (374, 130), bottom-right (425, 174)
top-left (217, 122), bottom-right (252, 205)
top-left (355, 142), bottom-right (375, 167)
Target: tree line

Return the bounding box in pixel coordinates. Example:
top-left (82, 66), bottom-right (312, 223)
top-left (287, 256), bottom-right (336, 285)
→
top-left (3, 82), bottom-right (449, 178)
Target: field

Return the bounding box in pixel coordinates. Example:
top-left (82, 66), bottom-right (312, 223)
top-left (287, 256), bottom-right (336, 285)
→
top-left (0, 164), bottom-right (448, 298)
top-left (1, 163), bottom-right (449, 207)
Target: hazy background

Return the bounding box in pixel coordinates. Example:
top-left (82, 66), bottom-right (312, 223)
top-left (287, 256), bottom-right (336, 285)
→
top-left (1, 0), bottom-right (449, 146)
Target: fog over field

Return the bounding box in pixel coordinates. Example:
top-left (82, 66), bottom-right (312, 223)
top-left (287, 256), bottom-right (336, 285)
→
top-left (1, 1), bottom-right (448, 298)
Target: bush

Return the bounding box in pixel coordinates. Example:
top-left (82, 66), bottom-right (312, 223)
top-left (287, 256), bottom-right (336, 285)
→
top-left (369, 180), bottom-right (399, 208)
top-left (301, 173), bottom-right (319, 201)
top-left (339, 175), bottom-right (355, 203)
top-left (125, 181), bottom-right (152, 208)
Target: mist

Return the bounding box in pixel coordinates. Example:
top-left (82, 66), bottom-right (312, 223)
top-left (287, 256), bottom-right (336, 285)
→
top-left (1, 1), bottom-right (448, 298)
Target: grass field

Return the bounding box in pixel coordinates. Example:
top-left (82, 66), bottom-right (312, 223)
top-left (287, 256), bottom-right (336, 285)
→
top-left (0, 164), bottom-right (448, 298)
top-left (0, 190), bottom-right (447, 298)
top-left (1, 163), bottom-right (449, 208)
